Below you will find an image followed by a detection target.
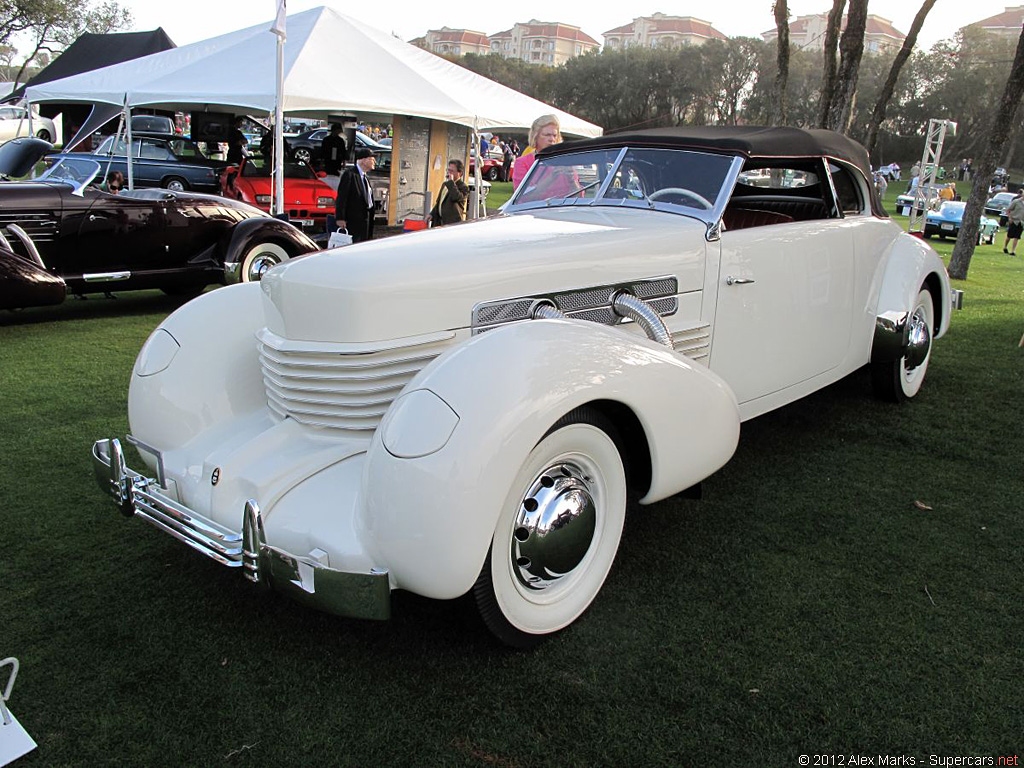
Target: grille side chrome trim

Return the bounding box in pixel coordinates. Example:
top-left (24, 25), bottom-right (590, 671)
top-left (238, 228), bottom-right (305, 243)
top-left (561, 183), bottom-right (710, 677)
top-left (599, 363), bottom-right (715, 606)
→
top-left (472, 276), bottom-right (680, 335)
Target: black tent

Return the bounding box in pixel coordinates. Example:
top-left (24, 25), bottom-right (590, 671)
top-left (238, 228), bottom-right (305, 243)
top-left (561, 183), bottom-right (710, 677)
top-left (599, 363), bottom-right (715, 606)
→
top-left (8, 29), bottom-right (175, 146)
top-left (8, 28), bottom-right (176, 103)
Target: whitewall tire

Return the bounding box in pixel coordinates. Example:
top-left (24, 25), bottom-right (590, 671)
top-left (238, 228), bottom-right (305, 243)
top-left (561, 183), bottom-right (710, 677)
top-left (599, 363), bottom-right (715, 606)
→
top-left (872, 288), bottom-right (935, 402)
top-left (473, 407), bottom-right (627, 647)
top-left (239, 241), bottom-right (289, 283)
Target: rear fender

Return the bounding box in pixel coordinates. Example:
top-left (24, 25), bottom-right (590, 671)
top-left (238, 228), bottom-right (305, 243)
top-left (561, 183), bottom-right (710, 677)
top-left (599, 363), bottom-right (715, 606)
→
top-left (362, 319), bottom-right (740, 599)
top-left (872, 233), bottom-right (951, 363)
top-left (221, 217), bottom-right (319, 277)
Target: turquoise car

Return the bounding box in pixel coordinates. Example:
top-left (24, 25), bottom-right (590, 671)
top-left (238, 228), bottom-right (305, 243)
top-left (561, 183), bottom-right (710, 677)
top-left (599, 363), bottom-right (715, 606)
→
top-left (923, 201), bottom-right (999, 244)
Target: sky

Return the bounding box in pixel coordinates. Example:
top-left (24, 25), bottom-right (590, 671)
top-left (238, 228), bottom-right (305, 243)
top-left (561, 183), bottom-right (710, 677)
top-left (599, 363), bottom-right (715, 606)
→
top-left (112, 0), bottom-right (1015, 52)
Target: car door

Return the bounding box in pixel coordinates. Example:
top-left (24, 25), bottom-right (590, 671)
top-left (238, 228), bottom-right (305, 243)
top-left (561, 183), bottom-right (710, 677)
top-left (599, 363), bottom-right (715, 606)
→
top-left (136, 138), bottom-right (175, 187)
top-left (710, 160), bottom-right (855, 406)
top-left (67, 189), bottom-right (168, 278)
top-left (0, 107), bottom-right (19, 141)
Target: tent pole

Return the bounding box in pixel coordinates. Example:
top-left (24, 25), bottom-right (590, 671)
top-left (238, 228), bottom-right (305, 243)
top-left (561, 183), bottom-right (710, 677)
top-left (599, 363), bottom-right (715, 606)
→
top-left (471, 123), bottom-right (482, 220)
top-left (124, 99), bottom-right (134, 191)
top-left (103, 112), bottom-right (125, 184)
top-left (273, 32), bottom-right (284, 218)
top-left (27, 101), bottom-right (35, 178)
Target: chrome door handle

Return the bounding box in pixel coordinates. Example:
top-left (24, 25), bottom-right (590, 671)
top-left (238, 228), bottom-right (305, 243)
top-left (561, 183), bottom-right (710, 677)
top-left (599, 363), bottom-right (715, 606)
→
top-left (88, 214), bottom-right (97, 221)
top-left (726, 276), bottom-right (755, 286)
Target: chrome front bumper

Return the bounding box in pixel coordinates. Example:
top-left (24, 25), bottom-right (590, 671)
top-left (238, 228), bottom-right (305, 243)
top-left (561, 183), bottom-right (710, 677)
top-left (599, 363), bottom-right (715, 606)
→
top-left (91, 438), bottom-right (390, 621)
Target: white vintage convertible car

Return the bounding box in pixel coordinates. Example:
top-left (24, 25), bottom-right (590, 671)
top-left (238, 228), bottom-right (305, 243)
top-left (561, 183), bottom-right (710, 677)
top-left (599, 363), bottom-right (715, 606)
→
top-left (93, 127), bottom-right (957, 647)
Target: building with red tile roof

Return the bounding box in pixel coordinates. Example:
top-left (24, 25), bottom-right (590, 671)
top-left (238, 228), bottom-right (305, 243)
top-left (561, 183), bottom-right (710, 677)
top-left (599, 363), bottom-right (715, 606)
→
top-left (603, 13), bottom-right (728, 49)
top-left (487, 20), bottom-right (599, 65)
top-left (411, 27), bottom-right (491, 57)
top-left (967, 6), bottom-right (1024, 40)
top-left (762, 13), bottom-right (906, 54)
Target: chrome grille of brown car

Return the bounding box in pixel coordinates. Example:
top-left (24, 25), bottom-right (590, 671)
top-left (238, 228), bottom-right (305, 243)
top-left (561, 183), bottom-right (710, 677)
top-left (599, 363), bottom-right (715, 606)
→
top-left (0, 213), bottom-right (58, 243)
top-left (257, 329), bottom-right (455, 432)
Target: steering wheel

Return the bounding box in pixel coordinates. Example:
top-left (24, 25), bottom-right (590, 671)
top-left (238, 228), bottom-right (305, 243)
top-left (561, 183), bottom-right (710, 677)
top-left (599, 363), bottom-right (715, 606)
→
top-left (648, 187), bottom-right (713, 210)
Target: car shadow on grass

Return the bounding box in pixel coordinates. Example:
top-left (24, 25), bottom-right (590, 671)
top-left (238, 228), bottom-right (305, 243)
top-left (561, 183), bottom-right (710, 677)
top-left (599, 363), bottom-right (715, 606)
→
top-left (0, 288), bottom-right (207, 326)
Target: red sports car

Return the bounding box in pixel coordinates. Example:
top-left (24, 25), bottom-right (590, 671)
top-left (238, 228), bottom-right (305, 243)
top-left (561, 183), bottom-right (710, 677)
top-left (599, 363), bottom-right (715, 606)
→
top-left (469, 156), bottom-right (503, 181)
top-left (221, 159), bottom-right (336, 232)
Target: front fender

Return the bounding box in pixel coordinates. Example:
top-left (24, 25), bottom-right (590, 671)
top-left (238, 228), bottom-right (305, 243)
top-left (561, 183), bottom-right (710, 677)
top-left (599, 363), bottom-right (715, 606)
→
top-left (222, 217), bottom-right (319, 283)
top-left (872, 232), bottom-right (951, 363)
top-left (0, 251), bottom-right (65, 310)
top-left (128, 282), bottom-right (267, 455)
top-left (361, 319), bottom-right (740, 599)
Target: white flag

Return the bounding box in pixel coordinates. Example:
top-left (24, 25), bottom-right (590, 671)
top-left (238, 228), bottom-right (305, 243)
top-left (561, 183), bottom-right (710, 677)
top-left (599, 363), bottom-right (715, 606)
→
top-left (271, 0), bottom-right (286, 39)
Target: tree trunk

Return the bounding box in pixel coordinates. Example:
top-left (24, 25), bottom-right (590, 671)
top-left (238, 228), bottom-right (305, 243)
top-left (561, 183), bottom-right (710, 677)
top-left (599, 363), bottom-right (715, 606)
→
top-left (823, 0), bottom-right (869, 133)
top-left (864, 0), bottom-right (939, 155)
top-left (773, 0), bottom-right (790, 125)
top-left (1001, 110), bottom-right (1023, 169)
top-left (949, 26), bottom-right (1024, 279)
top-left (817, 0), bottom-right (846, 127)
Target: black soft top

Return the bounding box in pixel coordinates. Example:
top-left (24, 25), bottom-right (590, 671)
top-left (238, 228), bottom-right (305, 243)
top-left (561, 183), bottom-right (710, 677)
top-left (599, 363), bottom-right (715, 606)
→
top-left (541, 125), bottom-right (885, 217)
top-left (543, 126), bottom-right (873, 181)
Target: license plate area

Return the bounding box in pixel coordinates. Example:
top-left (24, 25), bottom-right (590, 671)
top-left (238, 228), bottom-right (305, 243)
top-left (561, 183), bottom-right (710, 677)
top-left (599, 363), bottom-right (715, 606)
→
top-left (941, 223), bottom-right (954, 231)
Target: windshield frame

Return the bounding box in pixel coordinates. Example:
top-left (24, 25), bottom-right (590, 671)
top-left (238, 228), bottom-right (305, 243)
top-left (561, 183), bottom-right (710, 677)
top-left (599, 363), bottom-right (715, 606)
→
top-left (504, 145), bottom-right (743, 227)
top-left (39, 157), bottom-right (101, 196)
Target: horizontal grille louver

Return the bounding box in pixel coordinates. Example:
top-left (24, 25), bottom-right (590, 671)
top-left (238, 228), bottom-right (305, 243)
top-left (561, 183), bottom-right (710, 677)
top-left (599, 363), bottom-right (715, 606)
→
top-left (672, 323), bottom-right (711, 363)
top-left (0, 214), bottom-right (58, 243)
top-left (258, 333), bottom-right (454, 432)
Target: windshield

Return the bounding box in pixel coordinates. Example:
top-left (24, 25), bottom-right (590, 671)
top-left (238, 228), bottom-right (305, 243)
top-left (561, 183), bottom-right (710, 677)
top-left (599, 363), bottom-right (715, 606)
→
top-left (939, 202), bottom-right (965, 215)
top-left (95, 136), bottom-right (207, 161)
top-left (509, 147), bottom-right (734, 216)
top-left (39, 157), bottom-right (100, 189)
top-left (241, 159), bottom-right (316, 179)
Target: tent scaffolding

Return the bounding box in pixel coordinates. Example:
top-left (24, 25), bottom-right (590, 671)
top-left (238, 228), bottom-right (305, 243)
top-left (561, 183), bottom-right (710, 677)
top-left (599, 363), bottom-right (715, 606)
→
top-left (25, 6), bottom-right (601, 221)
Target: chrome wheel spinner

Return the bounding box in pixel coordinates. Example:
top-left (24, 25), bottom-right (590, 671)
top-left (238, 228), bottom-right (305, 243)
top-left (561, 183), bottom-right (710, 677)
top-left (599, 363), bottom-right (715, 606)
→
top-left (510, 461), bottom-right (598, 591)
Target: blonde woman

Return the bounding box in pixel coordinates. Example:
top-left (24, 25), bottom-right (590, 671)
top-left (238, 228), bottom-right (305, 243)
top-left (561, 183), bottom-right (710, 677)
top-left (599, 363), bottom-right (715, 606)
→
top-left (512, 114), bottom-right (562, 189)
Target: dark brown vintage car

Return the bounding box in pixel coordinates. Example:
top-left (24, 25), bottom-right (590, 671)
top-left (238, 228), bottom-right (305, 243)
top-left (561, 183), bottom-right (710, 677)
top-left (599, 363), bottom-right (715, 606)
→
top-left (0, 138), bottom-right (320, 311)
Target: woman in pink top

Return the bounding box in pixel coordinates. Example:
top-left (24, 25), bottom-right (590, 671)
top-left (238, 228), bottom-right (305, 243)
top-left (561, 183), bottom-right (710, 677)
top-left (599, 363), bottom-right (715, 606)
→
top-left (512, 115), bottom-right (562, 189)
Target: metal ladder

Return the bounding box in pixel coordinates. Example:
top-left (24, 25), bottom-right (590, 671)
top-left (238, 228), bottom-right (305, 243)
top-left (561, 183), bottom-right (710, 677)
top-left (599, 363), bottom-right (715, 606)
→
top-left (907, 119), bottom-right (957, 234)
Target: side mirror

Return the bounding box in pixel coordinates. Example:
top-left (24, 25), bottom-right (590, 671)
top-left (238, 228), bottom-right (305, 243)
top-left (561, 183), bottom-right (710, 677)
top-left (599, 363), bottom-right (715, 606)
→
top-left (316, 171), bottom-right (327, 178)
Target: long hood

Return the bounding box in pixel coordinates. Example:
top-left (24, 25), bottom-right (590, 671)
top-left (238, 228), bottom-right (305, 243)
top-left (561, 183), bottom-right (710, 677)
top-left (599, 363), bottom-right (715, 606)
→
top-left (260, 207), bottom-right (709, 343)
top-left (240, 177), bottom-right (333, 204)
top-left (0, 181), bottom-right (64, 209)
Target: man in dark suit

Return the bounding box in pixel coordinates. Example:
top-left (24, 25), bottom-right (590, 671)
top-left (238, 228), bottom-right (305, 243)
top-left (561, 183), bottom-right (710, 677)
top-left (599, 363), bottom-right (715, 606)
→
top-left (335, 148), bottom-right (376, 243)
top-left (321, 123), bottom-right (347, 176)
top-left (430, 160), bottom-right (469, 227)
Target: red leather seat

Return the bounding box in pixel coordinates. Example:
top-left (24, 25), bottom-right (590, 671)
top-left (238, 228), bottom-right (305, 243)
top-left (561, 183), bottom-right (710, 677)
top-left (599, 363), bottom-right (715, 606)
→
top-left (722, 207), bottom-right (794, 231)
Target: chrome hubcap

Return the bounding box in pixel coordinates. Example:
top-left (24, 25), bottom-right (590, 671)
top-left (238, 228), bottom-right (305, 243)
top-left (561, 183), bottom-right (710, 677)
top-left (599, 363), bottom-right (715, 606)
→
top-left (511, 461), bottom-right (597, 591)
top-left (905, 307), bottom-right (931, 371)
top-left (247, 252), bottom-right (280, 281)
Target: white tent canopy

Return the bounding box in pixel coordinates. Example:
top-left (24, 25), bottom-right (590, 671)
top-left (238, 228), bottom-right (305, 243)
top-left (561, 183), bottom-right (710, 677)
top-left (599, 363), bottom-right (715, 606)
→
top-left (25, 5), bottom-right (601, 138)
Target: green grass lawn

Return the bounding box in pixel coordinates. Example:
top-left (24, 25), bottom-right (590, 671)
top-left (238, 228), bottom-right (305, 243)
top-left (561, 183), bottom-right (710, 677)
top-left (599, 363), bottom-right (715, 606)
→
top-left (1, 193), bottom-right (1022, 765)
top-left (486, 180), bottom-right (513, 211)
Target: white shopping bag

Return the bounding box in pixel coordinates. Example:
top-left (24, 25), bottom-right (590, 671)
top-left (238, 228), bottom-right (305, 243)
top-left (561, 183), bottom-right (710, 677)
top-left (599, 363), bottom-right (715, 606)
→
top-left (328, 228), bottom-right (353, 248)
top-left (0, 658), bottom-right (36, 766)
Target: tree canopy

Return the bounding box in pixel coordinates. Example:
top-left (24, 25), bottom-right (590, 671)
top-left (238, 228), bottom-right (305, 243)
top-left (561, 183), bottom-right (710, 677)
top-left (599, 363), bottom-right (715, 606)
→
top-left (452, 28), bottom-right (1024, 170)
top-left (0, 0), bottom-right (132, 87)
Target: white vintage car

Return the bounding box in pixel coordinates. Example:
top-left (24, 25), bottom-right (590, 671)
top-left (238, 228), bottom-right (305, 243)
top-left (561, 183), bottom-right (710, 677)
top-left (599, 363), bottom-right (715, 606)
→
top-left (93, 127), bottom-right (957, 647)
